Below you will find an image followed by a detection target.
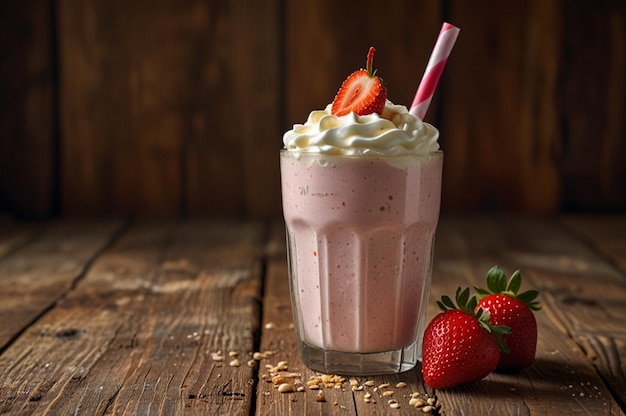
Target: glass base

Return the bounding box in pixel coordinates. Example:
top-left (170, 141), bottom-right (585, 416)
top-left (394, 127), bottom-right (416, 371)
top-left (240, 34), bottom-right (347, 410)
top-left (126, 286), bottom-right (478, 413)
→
top-left (299, 341), bottom-right (420, 376)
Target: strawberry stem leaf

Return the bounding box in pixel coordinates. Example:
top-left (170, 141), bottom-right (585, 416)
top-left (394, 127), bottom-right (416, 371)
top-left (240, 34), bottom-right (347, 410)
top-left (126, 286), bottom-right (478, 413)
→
top-left (474, 287), bottom-right (490, 295)
top-left (477, 265), bottom-right (541, 311)
top-left (517, 290), bottom-right (541, 310)
top-left (476, 308), bottom-right (511, 353)
top-left (456, 287), bottom-right (470, 309)
top-left (507, 270), bottom-right (522, 293)
top-left (439, 295), bottom-right (456, 310)
top-left (487, 265), bottom-right (507, 293)
top-left (490, 325), bottom-right (512, 353)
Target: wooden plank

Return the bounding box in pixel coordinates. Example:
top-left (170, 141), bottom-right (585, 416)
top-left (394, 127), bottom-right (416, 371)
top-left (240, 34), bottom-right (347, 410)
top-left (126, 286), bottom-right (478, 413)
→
top-left (216, 1), bottom-right (282, 217)
top-left (0, 220), bottom-right (123, 351)
top-left (431, 216), bottom-right (626, 414)
top-left (443, 0), bottom-right (554, 212)
top-left (58, 0), bottom-right (281, 217)
top-left (0, 220), bottom-right (38, 260)
top-left (185, 0), bottom-right (282, 217)
top-left (57, 1), bottom-right (187, 216)
top-left (1, 0), bottom-right (624, 218)
top-left (444, 0), bottom-right (626, 213)
top-left (516, 0), bottom-right (562, 213)
top-left (560, 216), bottom-right (626, 273)
top-left (558, 1), bottom-right (626, 212)
top-left (0, 0), bottom-right (56, 218)
top-left (558, 215), bottom-right (626, 407)
top-left (0, 220), bottom-right (265, 415)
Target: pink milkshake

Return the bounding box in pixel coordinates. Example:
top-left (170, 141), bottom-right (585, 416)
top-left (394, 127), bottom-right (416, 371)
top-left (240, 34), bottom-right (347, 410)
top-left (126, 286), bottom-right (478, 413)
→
top-left (282, 151), bottom-right (441, 353)
top-left (281, 48), bottom-right (443, 374)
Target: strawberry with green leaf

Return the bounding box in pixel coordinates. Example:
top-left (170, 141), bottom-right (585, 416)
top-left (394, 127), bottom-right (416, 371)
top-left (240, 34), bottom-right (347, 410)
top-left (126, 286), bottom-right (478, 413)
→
top-left (422, 287), bottom-right (511, 389)
top-left (331, 47), bottom-right (387, 116)
top-left (475, 266), bottom-right (541, 371)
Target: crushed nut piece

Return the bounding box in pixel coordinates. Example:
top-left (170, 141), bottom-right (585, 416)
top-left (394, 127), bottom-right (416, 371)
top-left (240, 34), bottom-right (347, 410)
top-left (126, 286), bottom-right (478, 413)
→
top-left (316, 392), bottom-right (326, 402)
top-left (272, 375), bottom-right (288, 386)
top-left (410, 398), bottom-right (426, 407)
top-left (382, 390), bottom-right (394, 397)
top-left (321, 375), bottom-right (334, 383)
top-left (395, 382), bottom-right (407, 389)
top-left (277, 383), bottom-right (293, 393)
top-left (229, 359), bottom-right (241, 367)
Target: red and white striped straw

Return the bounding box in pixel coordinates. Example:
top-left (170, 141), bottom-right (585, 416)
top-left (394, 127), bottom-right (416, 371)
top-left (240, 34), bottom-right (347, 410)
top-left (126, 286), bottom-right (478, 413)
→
top-left (409, 22), bottom-right (460, 120)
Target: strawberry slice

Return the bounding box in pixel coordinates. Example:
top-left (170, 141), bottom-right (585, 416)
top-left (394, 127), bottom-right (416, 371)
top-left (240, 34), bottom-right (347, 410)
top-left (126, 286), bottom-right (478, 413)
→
top-left (331, 47), bottom-right (387, 116)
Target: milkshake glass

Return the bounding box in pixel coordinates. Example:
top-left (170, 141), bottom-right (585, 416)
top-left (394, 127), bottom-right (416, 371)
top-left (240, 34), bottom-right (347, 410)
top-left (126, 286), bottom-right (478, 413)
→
top-left (281, 101), bottom-right (442, 375)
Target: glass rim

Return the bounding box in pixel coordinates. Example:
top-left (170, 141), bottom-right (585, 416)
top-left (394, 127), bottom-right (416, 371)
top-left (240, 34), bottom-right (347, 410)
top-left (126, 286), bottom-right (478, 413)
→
top-left (280, 149), bottom-right (443, 160)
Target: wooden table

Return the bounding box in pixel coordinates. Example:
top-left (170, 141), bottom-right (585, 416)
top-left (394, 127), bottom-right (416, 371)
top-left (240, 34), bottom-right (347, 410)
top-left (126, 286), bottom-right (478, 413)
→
top-left (0, 216), bottom-right (625, 415)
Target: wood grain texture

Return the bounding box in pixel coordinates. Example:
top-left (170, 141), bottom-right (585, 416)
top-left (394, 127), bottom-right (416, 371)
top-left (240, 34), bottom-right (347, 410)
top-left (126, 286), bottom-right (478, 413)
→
top-left (0, 217), bottom-right (625, 414)
top-left (0, 219), bottom-right (38, 260)
top-left (232, 1), bottom-right (282, 217)
top-left (443, 0), bottom-right (626, 213)
top-left (0, 0), bottom-right (56, 218)
top-left (558, 1), bottom-right (626, 212)
top-left (0, 220), bottom-right (266, 415)
top-left (58, 1), bottom-right (188, 215)
top-left (185, 1), bottom-right (282, 217)
top-left (559, 215), bottom-right (626, 405)
top-left (0, 220), bottom-right (123, 351)
top-left (443, 1), bottom-right (550, 212)
top-left (2, 0), bottom-right (626, 217)
top-left (560, 216), bottom-right (626, 274)
top-left (57, 0), bottom-right (281, 217)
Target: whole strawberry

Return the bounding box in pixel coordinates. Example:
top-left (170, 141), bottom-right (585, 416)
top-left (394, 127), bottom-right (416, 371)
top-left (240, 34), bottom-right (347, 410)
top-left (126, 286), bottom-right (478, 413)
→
top-left (331, 47), bottom-right (387, 116)
top-left (422, 287), bottom-right (510, 389)
top-left (475, 266), bottom-right (541, 371)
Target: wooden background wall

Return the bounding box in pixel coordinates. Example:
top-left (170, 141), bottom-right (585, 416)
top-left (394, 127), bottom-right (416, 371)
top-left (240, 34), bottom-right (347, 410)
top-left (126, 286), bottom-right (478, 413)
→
top-left (1, 0), bottom-right (625, 219)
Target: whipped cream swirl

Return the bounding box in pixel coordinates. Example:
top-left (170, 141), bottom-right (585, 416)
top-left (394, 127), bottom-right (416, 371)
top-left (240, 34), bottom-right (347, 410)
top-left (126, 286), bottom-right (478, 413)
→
top-left (283, 100), bottom-right (439, 156)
